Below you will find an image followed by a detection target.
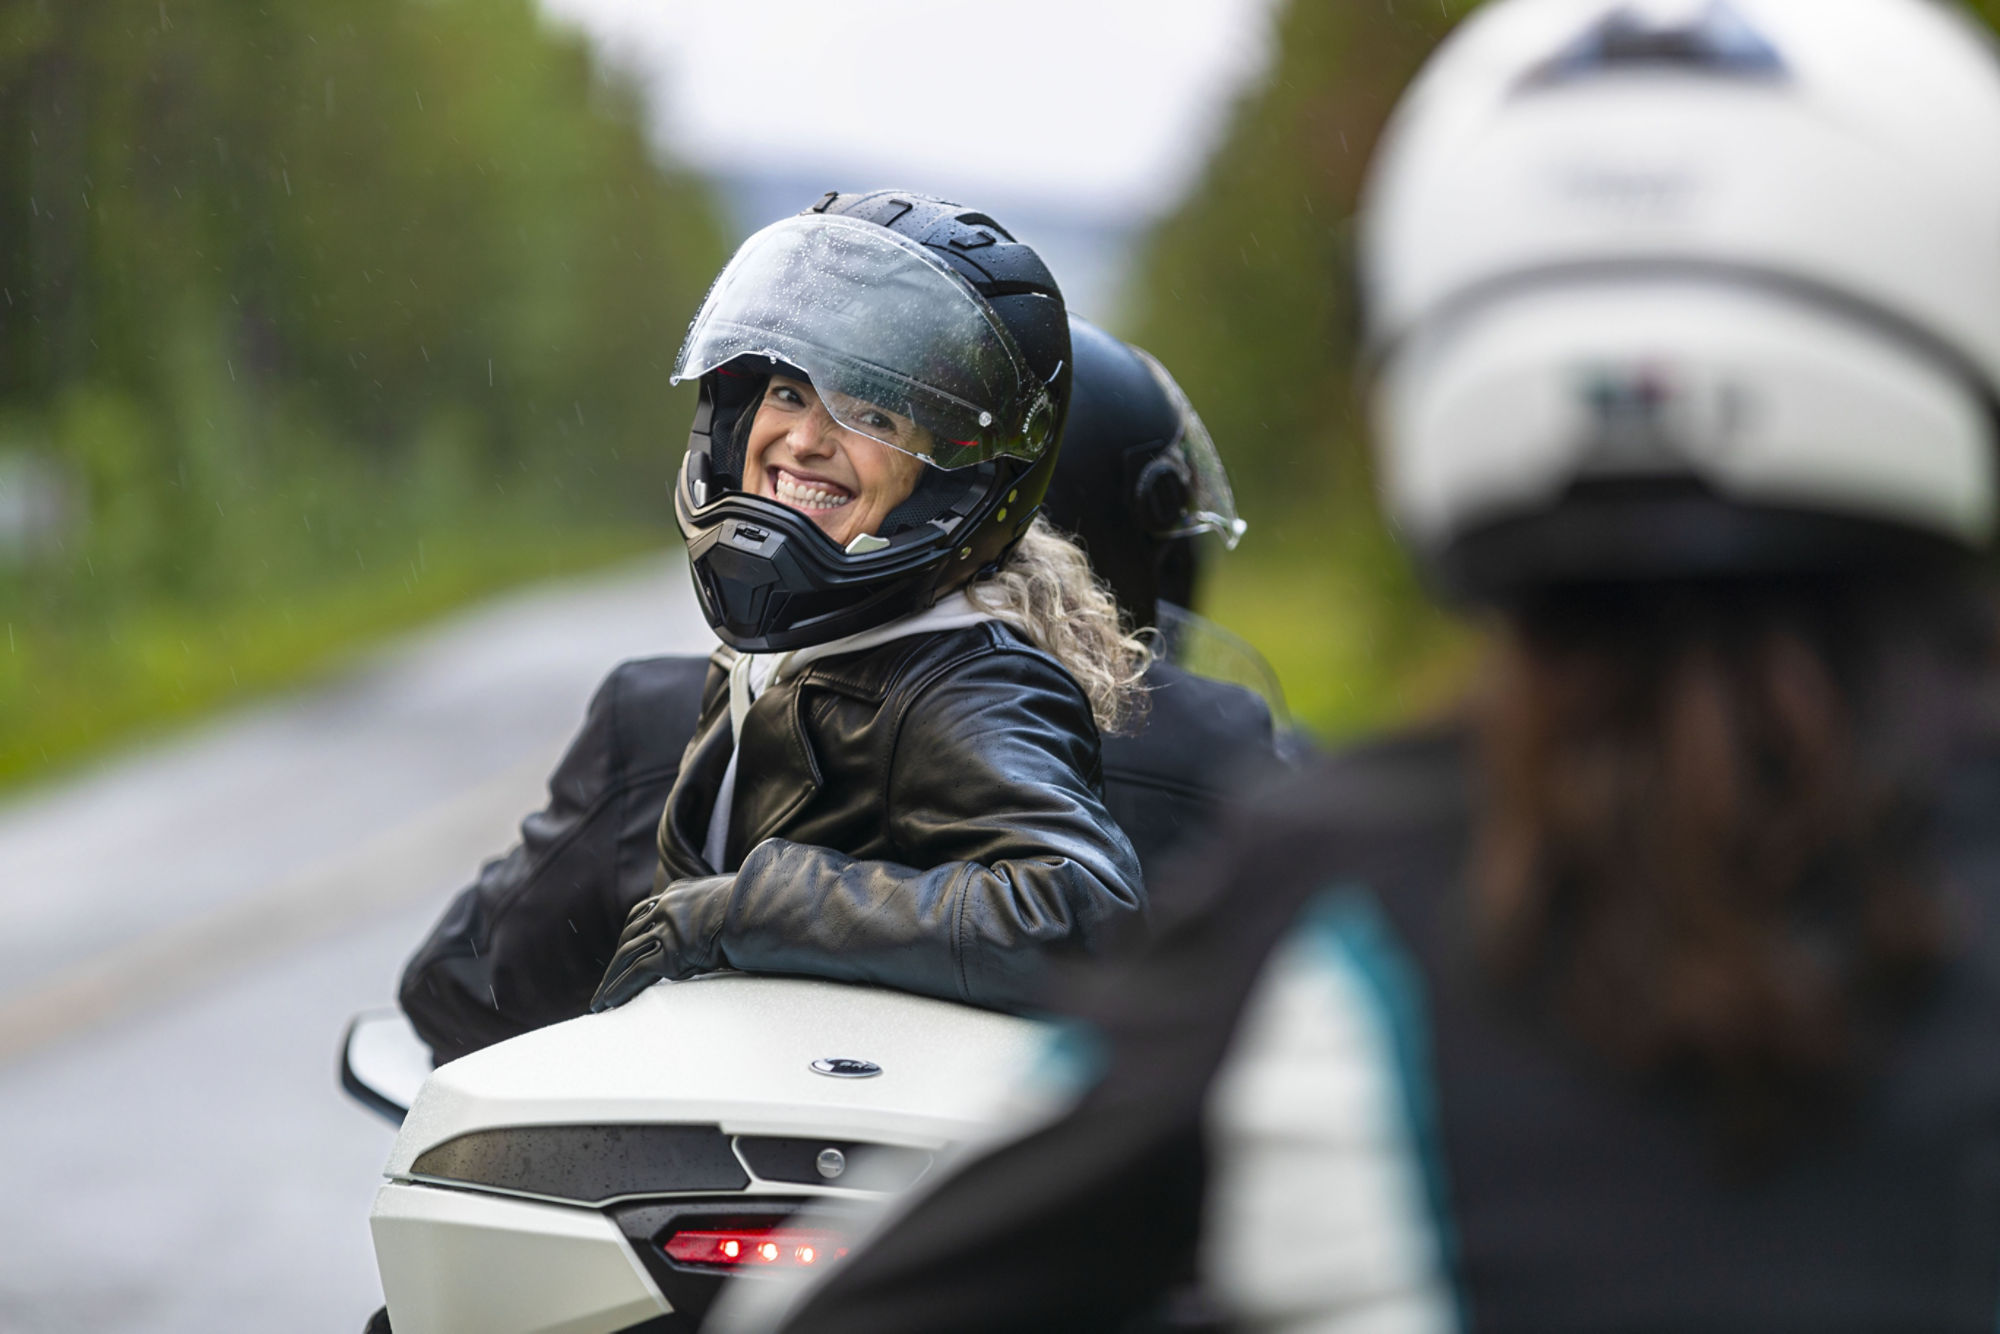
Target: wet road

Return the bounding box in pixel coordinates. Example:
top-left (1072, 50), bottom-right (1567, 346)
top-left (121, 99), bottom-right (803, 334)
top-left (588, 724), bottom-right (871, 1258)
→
top-left (0, 557), bottom-right (713, 1333)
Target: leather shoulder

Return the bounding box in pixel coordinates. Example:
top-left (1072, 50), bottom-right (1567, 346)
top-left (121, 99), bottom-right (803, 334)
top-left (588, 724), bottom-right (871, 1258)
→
top-left (1142, 661), bottom-right (1275, 738)
top-left (893, 623), bottom-right (1095, 722)
top-left (598, 655), bottom-right (713, 778)
top-left (800, 622), bottom-right (1046, 702)
top-left (1105, 663), bottom-right (1276, 796)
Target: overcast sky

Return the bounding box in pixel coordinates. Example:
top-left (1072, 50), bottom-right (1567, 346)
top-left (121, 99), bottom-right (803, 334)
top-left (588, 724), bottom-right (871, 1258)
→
top-left (538, 0), bottom-right (1282, 224)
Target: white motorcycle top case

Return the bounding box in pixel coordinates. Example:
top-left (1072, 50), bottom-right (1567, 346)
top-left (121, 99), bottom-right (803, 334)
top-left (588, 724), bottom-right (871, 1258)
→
top-left (369, 973), bottom-right (1051, 1334)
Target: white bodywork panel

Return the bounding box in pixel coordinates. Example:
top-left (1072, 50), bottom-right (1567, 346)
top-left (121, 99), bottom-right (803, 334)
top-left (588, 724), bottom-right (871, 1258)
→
top-left (388, 972), bottom-right (1053, 1173)
top-left (370, 1182), bottom-right (669, 1334)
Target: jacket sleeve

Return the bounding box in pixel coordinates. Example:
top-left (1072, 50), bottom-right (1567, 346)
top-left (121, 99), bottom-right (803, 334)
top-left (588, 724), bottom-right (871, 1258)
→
top-left (399, 657), bottom-right (706, 1063)
top-left (656, 650), bottom-right (1148, 1012)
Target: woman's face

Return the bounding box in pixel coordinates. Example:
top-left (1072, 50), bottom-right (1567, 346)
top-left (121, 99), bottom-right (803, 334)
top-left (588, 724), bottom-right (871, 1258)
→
top-left (742, 375), bottom-right (930, 548)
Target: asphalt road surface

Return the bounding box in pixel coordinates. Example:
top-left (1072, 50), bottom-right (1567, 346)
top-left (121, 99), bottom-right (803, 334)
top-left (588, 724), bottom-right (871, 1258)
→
top-left (0, 556), bottom-right (714, 1334)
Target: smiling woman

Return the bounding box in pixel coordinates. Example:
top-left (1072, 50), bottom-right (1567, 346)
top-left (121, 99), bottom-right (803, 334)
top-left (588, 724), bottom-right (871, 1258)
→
top-left (571, 190), bottom-right (1154, 1017)
top-left (743, 376), bottom-right (929, 549)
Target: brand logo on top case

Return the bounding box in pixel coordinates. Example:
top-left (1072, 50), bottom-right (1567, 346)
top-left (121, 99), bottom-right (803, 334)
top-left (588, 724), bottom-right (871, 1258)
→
top-left (810, 1057), bottom-right (882, 1079)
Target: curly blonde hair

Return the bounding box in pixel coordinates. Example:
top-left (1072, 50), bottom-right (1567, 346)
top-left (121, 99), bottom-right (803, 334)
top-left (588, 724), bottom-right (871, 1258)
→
top-left (968, 517), bottom-right (1153, 734)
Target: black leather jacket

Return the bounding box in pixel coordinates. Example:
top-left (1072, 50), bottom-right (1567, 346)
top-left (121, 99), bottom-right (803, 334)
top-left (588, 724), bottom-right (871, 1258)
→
top-left (404, 623), bottom-right (1273, 1063)
top-left (638, 621), bottom-right (1144, 1010)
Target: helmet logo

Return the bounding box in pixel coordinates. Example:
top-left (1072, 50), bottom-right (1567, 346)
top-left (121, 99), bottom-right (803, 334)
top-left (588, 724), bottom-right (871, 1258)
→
top-left (1573, 362), bottom-right (1749, 475)
top-left (1524, 0), bottom-right (1787, 90)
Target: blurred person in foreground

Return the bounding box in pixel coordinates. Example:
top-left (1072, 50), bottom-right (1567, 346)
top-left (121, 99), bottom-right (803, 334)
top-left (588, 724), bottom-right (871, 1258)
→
top-left (398, 291), bottom-right (1279, 1062)
top-left (757, 1), bottom-right (2000, 1329)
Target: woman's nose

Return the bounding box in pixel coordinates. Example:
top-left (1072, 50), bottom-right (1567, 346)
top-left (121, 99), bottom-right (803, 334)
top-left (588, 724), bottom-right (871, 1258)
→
top-left (787, 404), bottom-right (840, 457)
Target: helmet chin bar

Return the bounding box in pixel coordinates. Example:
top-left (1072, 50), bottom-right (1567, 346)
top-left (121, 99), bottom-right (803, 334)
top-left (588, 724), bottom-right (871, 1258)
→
top-left (675, 404), bottom-right (1049, 653)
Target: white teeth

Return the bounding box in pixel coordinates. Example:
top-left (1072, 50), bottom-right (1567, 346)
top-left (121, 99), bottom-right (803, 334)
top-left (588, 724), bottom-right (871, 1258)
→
top-left (774, 472), bottom-right (852, 510)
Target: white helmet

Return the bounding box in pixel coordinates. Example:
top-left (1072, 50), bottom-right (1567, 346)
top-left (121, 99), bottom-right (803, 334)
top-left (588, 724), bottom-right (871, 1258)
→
top-left (1362, 0), bottom-right (2000, 595)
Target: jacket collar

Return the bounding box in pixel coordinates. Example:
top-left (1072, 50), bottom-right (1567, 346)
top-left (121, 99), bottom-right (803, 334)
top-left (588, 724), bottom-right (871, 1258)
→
top-left (660, 702), bottom-right (734, 879)
top-left (662, 622), bottom-right (1017, 872)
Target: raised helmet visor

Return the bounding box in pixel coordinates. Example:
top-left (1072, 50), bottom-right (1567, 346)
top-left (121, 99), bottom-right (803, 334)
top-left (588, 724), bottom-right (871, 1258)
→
top-left (1131, 347), bottom-right (1248, 549)
top-left (673, 213), bottom-right (1057, 472)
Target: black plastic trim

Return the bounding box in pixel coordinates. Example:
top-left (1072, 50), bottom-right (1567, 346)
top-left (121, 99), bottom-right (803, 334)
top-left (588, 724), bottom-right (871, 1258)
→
top-left (338, 1015), bottom-right (409, 1128)
top-left (1434, 480), bottom-right (1976, 603)
top-left (734, 1136), bottom-right (934, 1191)
top-left (408, 1124), bottom-right (748, 1205)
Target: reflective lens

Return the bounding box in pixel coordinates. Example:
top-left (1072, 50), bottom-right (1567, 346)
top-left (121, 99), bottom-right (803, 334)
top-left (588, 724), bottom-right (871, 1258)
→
top-left (1132, 348), bottom-right (1246, 548)
top-left (675, 214), bottom-right (1055, 470)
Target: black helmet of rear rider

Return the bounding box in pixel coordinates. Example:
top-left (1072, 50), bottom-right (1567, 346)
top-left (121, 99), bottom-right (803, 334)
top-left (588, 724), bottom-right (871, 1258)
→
top-left (672, 190), bottom-right (1072, 653)
top-left (1045, 317), bottom-right (1246, 630)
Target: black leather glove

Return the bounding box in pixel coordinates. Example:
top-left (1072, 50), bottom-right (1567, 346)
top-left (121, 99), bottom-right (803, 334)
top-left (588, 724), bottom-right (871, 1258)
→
top-left (589, 875), bottom-right (732, 1011)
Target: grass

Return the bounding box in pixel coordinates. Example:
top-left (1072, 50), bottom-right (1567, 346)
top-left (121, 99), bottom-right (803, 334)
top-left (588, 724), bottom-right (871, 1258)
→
top-left (0, 518), bottom-right (663, 793)
top-left (1197, 510), bottom-right (1484, 743)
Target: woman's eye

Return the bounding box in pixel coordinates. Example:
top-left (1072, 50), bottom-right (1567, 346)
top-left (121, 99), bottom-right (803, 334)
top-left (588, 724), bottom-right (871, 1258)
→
top-left (861, 411), bottom-right (910, 439)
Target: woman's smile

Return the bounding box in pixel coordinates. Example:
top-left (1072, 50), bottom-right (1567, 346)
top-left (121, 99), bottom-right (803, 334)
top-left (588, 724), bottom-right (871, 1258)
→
top-left (742, 375), bottom-right (928, 547)
top-left (769, 466), bottom-right (854, 512)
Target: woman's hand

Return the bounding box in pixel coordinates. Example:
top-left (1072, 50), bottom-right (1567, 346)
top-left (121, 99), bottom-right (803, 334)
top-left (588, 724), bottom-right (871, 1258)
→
top-left (589, 876), bottom-right (729, 1011)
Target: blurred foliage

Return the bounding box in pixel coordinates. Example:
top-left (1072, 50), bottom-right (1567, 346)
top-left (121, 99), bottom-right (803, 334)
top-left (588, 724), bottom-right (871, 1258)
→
top-left (0, 0), bottom-right (726, 786)
top-left (1123, 0), bottom-right (1485, 740)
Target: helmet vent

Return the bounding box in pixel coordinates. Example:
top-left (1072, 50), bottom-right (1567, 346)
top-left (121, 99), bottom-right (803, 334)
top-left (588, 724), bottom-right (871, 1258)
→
top-left (1524, 0), bottom-right (1787, 89)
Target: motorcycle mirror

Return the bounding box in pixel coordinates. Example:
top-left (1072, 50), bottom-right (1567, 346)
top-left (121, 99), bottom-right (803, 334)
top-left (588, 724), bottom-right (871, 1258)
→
top-left (340, 1008), bottom-right (434, 1126)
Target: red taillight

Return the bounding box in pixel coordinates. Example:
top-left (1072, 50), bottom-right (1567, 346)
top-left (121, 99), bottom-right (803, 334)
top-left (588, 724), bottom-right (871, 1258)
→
top-left (663, 1227), bottom-right (850, 1270)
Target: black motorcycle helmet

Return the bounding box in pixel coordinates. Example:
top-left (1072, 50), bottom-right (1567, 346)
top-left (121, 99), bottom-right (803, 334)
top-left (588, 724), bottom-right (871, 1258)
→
top-left (671, 190), bottom-right (1072, 653)
top-left (1045, 317), bottom-right (1246, 630)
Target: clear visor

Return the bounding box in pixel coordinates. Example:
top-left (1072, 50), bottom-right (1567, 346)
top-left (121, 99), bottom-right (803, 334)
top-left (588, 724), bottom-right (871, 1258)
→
top-left (1155, 605), bottom-right (1289, 723)
top-left (673, 213), bottom-right (1056, 471)
top-left (1133, 348), bottom-right (1246, 549)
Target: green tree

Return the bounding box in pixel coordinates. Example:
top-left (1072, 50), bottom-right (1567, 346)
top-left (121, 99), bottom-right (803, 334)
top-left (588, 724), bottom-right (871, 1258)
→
top-left (0, 0), bottom-right (727, 784)
top-left (1124, 0), bottom-right (1480, 736)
